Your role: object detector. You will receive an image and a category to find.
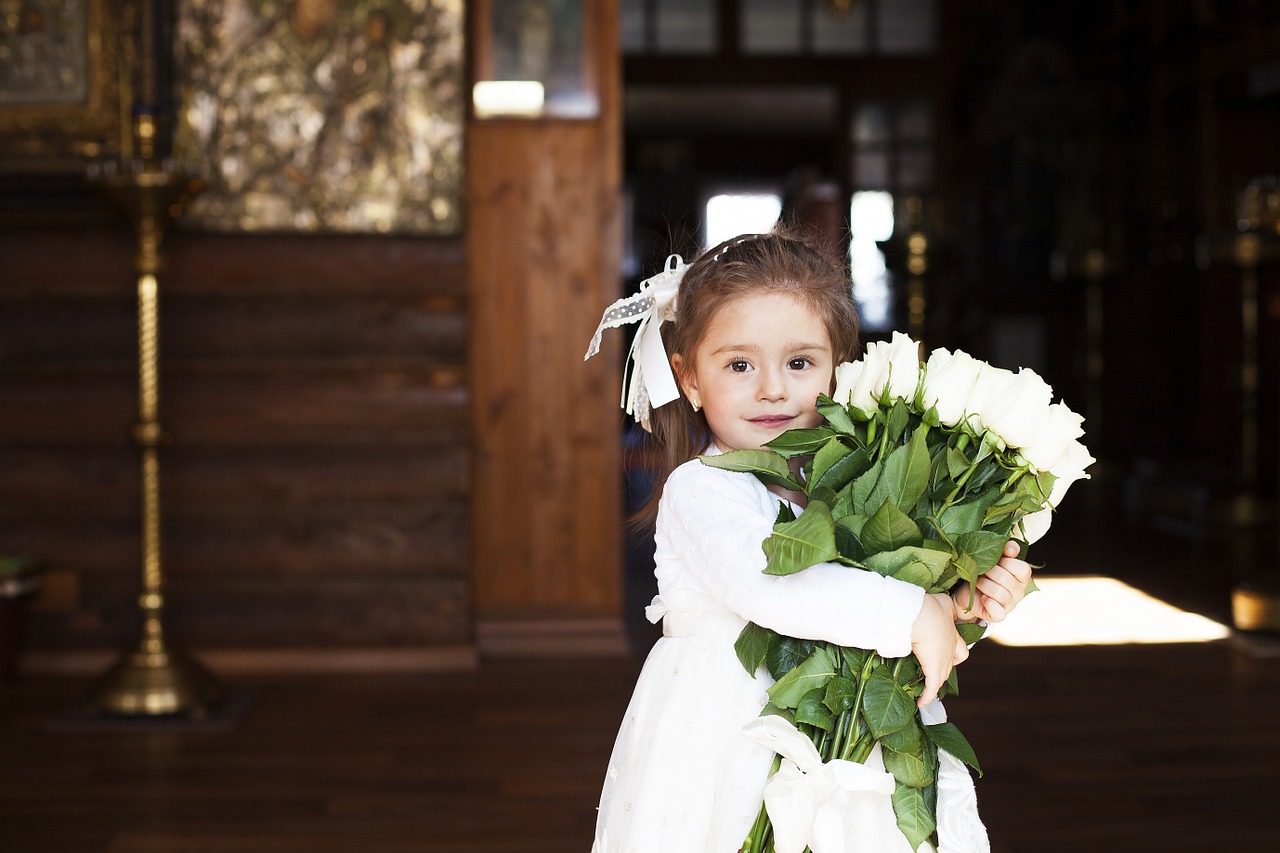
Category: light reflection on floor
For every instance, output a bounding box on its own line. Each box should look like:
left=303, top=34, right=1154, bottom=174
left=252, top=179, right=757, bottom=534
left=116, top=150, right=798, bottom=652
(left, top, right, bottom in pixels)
left=985, top=576, right=1231, bottom=646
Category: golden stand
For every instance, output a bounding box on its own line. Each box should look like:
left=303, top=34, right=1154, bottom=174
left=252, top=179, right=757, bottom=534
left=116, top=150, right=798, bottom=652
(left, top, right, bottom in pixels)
left=86, top=115, right=221, bottom=715
left=1225, top=178, right=1280, bottom=633
left=904, top=196, right=928, bottom=348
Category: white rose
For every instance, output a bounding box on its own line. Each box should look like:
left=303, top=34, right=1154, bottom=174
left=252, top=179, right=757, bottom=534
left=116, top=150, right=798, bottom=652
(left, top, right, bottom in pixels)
left=1020, top=403, right=1086, bottom=472
left=1016, top=506, right=1054, bottom=545
left=1046, top=439, right=1095, bottom=506
left=831, top=360, right=863, bottom=408
left=881, top=331, right=923, bottom=402
left=980, top=368, right=1055, bottom=450
left=961, top=362, right=1017, bottom=437
left=921, top=347, right=983, bottom=427
left=838, top=338, right=892, bottom=413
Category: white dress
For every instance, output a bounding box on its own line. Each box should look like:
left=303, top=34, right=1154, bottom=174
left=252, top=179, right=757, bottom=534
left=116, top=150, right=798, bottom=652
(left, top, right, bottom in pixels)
left=592, top=457, right=990, bottom=853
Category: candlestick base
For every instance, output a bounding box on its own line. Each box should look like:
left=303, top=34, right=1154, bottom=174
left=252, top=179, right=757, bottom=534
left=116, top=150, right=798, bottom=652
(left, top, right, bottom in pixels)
left=87, top=644, right=222, bottom=717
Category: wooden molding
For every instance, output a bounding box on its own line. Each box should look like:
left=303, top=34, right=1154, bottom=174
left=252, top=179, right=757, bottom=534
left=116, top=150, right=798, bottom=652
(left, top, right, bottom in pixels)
left=475, top=618, right=630, bottom=657
left=20, top=645, right=479, bottom=676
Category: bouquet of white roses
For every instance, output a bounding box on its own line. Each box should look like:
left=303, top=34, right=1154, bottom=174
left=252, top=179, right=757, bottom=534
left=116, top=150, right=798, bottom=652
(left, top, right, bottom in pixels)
left=701, top=332, right=1093, bottom=853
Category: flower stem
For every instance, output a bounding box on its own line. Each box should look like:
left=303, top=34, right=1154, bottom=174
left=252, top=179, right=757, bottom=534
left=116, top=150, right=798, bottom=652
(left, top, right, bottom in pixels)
left=740, top=754, right=782, bottom=853
left=839, top=654, right=879, bottom=762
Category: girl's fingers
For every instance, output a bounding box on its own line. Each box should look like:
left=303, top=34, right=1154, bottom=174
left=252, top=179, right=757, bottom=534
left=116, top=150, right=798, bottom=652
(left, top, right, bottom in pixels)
left=976, top=572, right=1016, bottom=603
left=978, top=596, right=1007, bottom=622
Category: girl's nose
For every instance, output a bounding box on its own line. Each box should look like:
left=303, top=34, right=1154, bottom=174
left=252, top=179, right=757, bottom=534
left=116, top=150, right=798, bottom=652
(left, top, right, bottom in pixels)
left=757, top=367, right=787, bottom=401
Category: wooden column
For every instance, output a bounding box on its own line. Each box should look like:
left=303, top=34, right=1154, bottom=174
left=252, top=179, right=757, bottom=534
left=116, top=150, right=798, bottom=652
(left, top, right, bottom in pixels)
left=466, top=2, right=625, bottom=655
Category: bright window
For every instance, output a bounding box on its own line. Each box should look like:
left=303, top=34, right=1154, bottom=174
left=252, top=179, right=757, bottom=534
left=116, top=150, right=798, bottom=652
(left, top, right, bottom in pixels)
left=705, top=193, right=782, bottom=249
left=849, top=191, right=894, bottom=331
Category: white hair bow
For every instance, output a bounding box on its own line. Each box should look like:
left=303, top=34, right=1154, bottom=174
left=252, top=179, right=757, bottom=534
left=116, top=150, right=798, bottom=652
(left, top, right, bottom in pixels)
left=583, top=254, right=687, bottom=431
left=743, top=716, right=899, bottom=853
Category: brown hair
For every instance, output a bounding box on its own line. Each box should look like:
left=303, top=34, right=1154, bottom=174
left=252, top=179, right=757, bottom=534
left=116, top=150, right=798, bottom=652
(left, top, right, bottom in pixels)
left=634, top=227, right=861, bottom=527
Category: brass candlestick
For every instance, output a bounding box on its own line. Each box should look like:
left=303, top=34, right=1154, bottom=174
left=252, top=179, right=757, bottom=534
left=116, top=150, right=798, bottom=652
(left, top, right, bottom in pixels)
left=86, top=114, right=221, bottom=715
left=1226, top=176, right=1280, bottom=633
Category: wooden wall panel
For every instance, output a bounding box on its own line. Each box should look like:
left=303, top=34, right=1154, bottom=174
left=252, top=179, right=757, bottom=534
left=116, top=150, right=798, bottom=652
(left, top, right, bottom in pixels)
left=0, top=231, right=472, bottom=657
left=24, top=573, right=469, bottom=650
left=466, top=0, right=624, bottom=645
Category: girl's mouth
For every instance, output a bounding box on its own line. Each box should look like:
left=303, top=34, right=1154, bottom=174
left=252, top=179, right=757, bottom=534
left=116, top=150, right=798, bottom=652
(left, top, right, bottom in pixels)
left=749, top=415, right=794, bottom=428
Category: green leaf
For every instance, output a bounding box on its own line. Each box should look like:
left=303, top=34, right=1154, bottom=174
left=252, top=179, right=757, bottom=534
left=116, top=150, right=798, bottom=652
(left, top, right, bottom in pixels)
left=964, top=457, right=1004, bottom=495
left=861, top=545, right=952, bottom=585
left=814, top=444, right=873, bottom=494
left=760, top=702, right=796, bottom=724
left=763, top=501, right=839, bottom=576
left=933, top=485, right=1003, bottom=539
left=860, top=500, right=923, bottom=555
left=774, top=502, right=796, bottom=524
left=945, top=446, right=972, bottom=480
left=925, top=722, right=983, bottom=776
left=810, top=438, right=851, bottom=487
left=833, top=519, right=867, bottom=563
left=886, top=398, right=911, bottom=442
left=893, top=654, right=923, bottom=687
left=940, top=666, right=959, bottom=699
left=860, top=667, right=917, bottom=737
left=891, top=782, right=936, bottom=850
left=882, top=743, right=934, bottom=788
left=809, top=485, right=839, bottom=508
left=830, top=483, right=856, bottom=518
left=816, top=394, right=860, bottom=434
left=765, top=636, right=815, bottom=681
left=880, top=718, right=923, bottom=754
left=838, top=646, right=871, bottom=677
left=956, top=622, right=987, bottom=646
left=1034, top=470, right=1057, bottom=503
left=890, top=561, right=935, bottom=588
left=698, top=449, right=802, bottom=492
left=864, top=425, right=932, bottom=515
left=823, top=675, right=859, bottom=714
left=955, top=529, right=1008, bottom=579
left=796, top=687, right=835, bottom=732
left=765, top=427, right=837, bottom=458
left=734, top=622, right=774, bottom=676
left=850, top=458, right=884, bottom=514
left=767, top=645, right=837, bottom=708
left=835, top=513, right=868, bottom=538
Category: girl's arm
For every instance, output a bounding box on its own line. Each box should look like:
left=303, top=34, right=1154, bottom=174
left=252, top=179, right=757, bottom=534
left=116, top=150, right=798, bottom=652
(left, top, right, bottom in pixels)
left=659, top=462, right=927, bottom=659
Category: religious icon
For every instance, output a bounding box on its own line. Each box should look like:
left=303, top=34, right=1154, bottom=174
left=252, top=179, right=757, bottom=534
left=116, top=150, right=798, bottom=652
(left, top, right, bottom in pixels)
left=174, top=0, right=465, bottom=234
left=0, top=0, right=122, bottom=168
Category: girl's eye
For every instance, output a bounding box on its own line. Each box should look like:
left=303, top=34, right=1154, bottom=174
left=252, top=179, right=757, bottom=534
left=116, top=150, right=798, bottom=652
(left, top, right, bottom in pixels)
left=788, top=357, right=810, bottom=370
left=728, top=360, right=750, bottom=373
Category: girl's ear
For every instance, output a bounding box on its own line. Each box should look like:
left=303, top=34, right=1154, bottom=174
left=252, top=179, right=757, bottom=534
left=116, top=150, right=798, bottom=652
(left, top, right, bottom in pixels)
left=671, top=353, right=697, bottom=402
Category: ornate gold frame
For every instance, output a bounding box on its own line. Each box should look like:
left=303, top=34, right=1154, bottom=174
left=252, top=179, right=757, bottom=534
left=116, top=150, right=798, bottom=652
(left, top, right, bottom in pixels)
left=0, top=0, right=123, bottom=169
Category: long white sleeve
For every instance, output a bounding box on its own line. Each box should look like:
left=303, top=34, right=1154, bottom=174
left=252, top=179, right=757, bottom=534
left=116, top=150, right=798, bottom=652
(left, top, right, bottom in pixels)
left=654, top=459, right=925, bottom=658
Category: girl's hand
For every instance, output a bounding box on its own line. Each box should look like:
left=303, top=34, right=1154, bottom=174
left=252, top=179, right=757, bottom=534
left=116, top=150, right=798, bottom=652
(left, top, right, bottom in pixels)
left=952, top=541, right=1034, bottom=624
left=911, top=593, right=969, bottom=707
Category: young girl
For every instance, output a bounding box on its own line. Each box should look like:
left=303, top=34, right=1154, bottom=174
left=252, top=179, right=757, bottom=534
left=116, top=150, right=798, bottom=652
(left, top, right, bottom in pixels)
left=584, top=231, right=1034, bottom=853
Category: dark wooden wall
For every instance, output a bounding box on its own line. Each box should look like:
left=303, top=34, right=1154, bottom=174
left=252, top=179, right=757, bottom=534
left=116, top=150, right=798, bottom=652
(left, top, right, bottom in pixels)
left=0, top=230, right=474, bottom=659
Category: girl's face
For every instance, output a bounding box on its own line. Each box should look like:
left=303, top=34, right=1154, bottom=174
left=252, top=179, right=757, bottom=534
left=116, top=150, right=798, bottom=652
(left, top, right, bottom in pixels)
left=673, top=292, right=834, bottom=452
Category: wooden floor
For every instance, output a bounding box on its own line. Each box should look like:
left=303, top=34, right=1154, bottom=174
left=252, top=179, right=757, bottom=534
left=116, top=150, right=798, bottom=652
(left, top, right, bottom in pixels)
left=3, top=469, right=1280, bottom=852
